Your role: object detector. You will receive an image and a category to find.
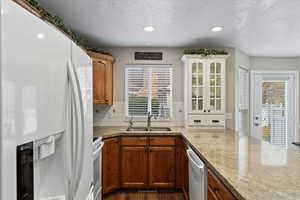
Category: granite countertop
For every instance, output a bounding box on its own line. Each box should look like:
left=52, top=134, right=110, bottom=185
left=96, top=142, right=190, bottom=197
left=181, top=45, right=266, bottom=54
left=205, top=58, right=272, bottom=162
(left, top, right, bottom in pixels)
left=94, top=126, right=300, bottom=200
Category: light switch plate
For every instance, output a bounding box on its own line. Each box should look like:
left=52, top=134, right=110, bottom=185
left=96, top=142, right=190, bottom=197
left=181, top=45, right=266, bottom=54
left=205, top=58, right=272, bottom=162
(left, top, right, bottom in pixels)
left=226, top=113, right=232, bottom=119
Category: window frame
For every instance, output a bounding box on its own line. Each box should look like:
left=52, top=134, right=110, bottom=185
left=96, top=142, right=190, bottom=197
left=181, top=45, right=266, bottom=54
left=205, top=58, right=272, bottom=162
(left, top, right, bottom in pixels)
left=124, top=64, right=173, bottom=121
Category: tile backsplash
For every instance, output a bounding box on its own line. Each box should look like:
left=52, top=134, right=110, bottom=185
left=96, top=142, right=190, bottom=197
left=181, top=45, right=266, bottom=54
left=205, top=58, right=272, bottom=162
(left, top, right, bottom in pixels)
left=94, top=101, right=184, bottom=127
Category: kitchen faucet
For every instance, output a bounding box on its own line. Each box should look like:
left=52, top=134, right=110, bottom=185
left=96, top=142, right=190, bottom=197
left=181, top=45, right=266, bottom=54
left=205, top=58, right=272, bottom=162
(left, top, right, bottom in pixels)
left=147, top=112, right=153, bottom=131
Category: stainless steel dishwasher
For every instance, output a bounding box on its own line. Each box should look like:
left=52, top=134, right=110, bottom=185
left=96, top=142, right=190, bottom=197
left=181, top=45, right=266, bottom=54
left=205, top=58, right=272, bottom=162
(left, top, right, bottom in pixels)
left=187, top=148, right=207, bottom=200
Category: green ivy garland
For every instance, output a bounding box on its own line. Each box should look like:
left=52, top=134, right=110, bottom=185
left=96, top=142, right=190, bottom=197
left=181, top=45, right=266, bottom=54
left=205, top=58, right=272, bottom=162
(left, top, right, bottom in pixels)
left=23, top=0, right=111, bottom=56
left=183, top=48, right=228, bottom=56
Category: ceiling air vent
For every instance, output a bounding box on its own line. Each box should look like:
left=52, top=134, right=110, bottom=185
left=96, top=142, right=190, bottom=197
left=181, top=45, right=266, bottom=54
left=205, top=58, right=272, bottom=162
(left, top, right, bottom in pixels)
left=134, top=52, right=163, bottom=60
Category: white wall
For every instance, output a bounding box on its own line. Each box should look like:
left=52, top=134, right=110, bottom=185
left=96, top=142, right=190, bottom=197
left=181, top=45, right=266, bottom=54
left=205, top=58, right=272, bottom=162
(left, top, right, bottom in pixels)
left=235, top=49, right=250, bottom=133
left=94, top=47, right=236, bottom=128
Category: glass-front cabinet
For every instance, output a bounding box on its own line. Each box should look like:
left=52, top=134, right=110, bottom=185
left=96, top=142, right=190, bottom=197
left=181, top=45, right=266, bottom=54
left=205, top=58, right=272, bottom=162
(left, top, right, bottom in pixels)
left=189, top=59, right=225, bottom=114
left=190, top=61, right=206, bottom=112
left=183, top=55, right=228, bottom=128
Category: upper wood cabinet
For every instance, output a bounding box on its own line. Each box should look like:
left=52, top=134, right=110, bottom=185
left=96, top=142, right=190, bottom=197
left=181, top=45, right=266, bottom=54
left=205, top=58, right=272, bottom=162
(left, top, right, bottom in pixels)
left=102, top=138, right=120, bottom=195
left=88, top=51, right=114, bottom=105
left=182, top=55, right=229, bottom=128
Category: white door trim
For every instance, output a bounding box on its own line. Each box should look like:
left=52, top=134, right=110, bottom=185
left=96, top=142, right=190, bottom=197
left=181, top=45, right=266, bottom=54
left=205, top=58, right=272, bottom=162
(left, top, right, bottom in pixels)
left=250, top=70, right=299, bottom=143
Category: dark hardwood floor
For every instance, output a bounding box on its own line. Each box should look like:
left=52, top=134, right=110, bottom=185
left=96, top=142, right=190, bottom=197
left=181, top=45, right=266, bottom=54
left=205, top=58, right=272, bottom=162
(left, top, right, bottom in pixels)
left=103, top=190, right=185, bottom=200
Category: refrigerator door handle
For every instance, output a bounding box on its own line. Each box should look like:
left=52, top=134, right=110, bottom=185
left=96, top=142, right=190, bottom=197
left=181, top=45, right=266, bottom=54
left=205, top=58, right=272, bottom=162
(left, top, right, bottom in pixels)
left=68, top=59, right=86, bottom=198
left=67, top=61, right=79, bottom=198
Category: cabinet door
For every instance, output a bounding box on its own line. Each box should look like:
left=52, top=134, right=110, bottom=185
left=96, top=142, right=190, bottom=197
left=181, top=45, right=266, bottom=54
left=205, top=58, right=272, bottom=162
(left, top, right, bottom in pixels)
left=121, top=147, right=148, bottom=188
left=102, top=138, right=120, bottom=195
left=206, top=60, right=225, bottom=114
left=93, top=59, right=113, bottom=105
left=149, top=147, right=176, bottom=188
left=189, top=60, right=206, bottom=113
left=176, top=138, right=189, bottom=199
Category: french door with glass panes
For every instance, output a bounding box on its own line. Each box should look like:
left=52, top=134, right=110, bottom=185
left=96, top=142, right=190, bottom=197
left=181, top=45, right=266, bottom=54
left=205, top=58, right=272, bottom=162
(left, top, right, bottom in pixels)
left=189, top=59, right=225, bottom=114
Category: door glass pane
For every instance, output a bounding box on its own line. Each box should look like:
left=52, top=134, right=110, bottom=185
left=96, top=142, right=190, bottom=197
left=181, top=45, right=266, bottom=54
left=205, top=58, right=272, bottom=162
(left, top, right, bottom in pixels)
left=210, top=63, right=215, bottom=73
left=192, top=63, right=197, bottom=73
left=192, top=99, right=197, bottom=110
left=216, top=63, right=221, bottom=73
left=198, top=99, right=203, bottom=110
left=261, top=81, right=288, bottom=148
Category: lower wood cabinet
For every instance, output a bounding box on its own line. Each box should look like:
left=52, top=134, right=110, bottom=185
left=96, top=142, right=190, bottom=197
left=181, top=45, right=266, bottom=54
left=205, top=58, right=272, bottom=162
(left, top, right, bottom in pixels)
left=176, top=138, right=189, bottom=199
left=208, top=169, right=236, bottom=200
left=102, top=138, right=120, bottom=195
left=121, top=146, right=148, bottom=188
left=149, top=147, right=176, bottom=188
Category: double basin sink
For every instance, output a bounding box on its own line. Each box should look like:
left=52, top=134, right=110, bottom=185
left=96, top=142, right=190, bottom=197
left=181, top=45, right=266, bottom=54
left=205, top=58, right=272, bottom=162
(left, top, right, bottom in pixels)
left=126, top=127, right=172, bottom=132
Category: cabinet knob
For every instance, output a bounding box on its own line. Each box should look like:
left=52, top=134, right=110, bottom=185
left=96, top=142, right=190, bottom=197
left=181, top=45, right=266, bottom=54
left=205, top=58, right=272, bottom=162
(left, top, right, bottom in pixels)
left=204, top=110, right=207, bottom=112
left=213, top=187, right=220, bottom=192
left=208, top=110, right=210, bottom=112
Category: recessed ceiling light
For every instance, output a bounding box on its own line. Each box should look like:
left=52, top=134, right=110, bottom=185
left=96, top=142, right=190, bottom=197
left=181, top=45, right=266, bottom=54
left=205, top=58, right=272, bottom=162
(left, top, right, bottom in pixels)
left=37, top=33, right=45, bottom=39
left=210, top=26, right=224, bottom=32
left=144, top=26, right=155, bottom=32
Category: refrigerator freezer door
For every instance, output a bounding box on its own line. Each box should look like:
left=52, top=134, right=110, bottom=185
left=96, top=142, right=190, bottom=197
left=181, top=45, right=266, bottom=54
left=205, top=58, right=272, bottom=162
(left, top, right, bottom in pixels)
left=1, top=0, right=70, bottom=199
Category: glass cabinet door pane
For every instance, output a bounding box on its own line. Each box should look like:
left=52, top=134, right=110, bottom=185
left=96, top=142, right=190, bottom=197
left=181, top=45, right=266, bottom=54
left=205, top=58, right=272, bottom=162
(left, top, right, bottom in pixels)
left=192, top=63, right=197, bottom=73
left=216, top=99, right=221, bottom=110
left=210, top=87, right=215, bottom=98
left=198, top=63, right=203, bottom=73
left=198, top=87, right=203, bottom=98
left=192, top=99, right=197, bottom=110
left=216, top=75, right=221, bottom=86
left=216, top=87, right=221, bottom=98
left=192, top=87, right=197, bottom=98
left=210, top=99, right=215, bottom=110
left=198, top=75, right=203, bottom=86
left=192, top=75, right=197, bottom=86
left=210, top=63, right=215, bottom=73
left=210, top=75, right=215, bottom=86
left=216, top=63, right=221, bottom=73
left=198, top=99, right=203, bottom=110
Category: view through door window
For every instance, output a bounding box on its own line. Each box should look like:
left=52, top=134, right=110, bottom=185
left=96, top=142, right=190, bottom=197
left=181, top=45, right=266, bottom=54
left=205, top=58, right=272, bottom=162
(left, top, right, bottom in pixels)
left=261, top=81, right=288, bottom=148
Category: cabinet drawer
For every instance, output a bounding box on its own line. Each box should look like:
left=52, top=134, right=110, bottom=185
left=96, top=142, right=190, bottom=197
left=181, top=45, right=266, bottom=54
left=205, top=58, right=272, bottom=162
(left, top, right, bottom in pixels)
left=121, top=137, right=147, bottom=146
left=188, top=115, right=206, bottom=126
left=188, top=115, right=225, bottom=127
left=206, top=115, right=225, bottom=126
left=208, top=169, right=235, bottom=200
left=149, top=137, right=175, bottom=146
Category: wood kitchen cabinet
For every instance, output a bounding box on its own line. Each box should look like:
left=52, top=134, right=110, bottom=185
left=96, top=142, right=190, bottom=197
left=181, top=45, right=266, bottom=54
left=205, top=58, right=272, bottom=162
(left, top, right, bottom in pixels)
left=102, top=138, right=120, bottom=195
left=149, top=146, right=176, bottom=188
left=208, top=169, right=236, bottom=200
left=121, top=146, right=148, bottom=188
left=88, top=51, right=114, bottom=105
left=176, top=138, right=189, bottom=199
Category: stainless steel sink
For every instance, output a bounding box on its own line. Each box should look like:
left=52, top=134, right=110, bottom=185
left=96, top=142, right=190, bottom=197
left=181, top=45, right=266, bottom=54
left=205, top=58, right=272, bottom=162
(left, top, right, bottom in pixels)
left=126, top=127, right=148, bottom=131
left=149, top=127, right=172, bottom=131
left=126, top=127, right=172, bottom=132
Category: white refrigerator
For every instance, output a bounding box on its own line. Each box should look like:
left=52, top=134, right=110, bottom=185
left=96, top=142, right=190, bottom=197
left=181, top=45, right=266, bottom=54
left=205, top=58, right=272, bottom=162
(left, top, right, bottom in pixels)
left=0, top=0, right=93, bottom=200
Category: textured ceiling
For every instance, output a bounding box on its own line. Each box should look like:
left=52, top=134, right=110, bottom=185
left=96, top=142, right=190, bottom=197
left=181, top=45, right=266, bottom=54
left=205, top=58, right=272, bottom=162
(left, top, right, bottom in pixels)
left=37, top=0, right=300, bottom=56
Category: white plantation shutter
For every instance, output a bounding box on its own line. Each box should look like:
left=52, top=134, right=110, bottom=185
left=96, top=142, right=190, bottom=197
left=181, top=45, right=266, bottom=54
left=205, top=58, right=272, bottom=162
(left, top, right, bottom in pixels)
left=126, top=66, right=172, bottom=119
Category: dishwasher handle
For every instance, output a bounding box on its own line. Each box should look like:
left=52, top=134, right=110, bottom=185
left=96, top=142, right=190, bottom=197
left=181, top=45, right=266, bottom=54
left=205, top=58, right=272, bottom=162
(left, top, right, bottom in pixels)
left=187, top=149, right=204, bottom=169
